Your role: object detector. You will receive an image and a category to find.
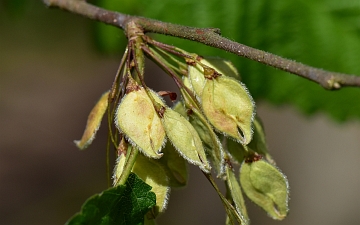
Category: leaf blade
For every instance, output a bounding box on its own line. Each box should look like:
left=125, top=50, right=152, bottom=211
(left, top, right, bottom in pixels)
left=66, top=173, right=156, bottom=225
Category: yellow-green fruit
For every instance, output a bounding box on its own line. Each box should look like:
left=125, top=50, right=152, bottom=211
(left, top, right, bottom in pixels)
left=115, top=88, right=166, bottom=159
left=201, top=76, right=255, bottom=145
left=161, top=107, right=211, bottom=173
left=178, top=88, right=224, bottom=176
left=172, top=101, right=188, bottom=119
left=132, top=154, right=170, bottom=217
left=182, top=76, right=194, bottom=93
left=112, top=153, right=127, bottom=186
left=188, top=62, right=206, bottom=98
left=187, top=57, right=240, bottom=98
left=188, top=107, right=224, bottom=177
left=74, top=90, right=110, bottom=150
left=201, top=57, right=240, bottom=80
left=240, top=160, right=289, bottom=220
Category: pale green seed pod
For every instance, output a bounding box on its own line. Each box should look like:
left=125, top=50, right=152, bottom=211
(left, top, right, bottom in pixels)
left=112, top=152, right=127, bottom=186
left=161, top=107, right=211, bottom=173
left=158, top=141, right=188, bottom=187
left=226, top=166, right=249, bottom=225
left=240, top=160, right=289, bottom=220
left=188, top=107, right=225, bottom=177
left=173, top=99, right=221, bottom=175
left=172, top=101, right=188, bottom=119
left=182, top=76, right=194, bottom=93
left=188, top=62, right=206, bottom=98
left=132, top=153, right=170, bottom=218
left=115, top=86, right=166, bottom=159
left=202, top=57, right=240, bottom=80
left=74, top=90, right=110, bottom=150
left=201, top=76, right=255, bottom=145
left=187, top=57, right=241, bottom=98
left=177, top=88, right=224, bottom=177
left=112, top=138, right=129, bottom=186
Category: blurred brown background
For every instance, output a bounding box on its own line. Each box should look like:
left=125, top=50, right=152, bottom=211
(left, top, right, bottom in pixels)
left=1, top=1, right=360, bottom=225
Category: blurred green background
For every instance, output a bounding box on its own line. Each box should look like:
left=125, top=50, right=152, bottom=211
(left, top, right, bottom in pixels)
left=1, top=1, right=360, bottom=225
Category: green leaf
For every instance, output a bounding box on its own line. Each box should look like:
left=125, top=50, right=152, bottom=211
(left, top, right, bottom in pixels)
left=66, top=173, right=156, bottom=225
left=135, top=0, right=360, bottom=121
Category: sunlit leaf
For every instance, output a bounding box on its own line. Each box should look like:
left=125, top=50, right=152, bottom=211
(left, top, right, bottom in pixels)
left=66, top=173, right=156, bottom=225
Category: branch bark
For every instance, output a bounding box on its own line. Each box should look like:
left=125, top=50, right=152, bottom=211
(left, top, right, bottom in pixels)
left=43, top=0, right=360, bottom=90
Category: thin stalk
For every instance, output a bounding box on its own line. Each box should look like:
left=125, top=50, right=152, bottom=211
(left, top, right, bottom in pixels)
left=116, top=146, right=139, bottom=186
left=106, top=107, right=117, bottom=148
left=106, top=134, right=111, bottom=187
left=107, top=50, right=128, bottom=148
left=150, top=45, right=188, bottom=71
left=131, top=40, right=147, bottom=87
left=203, top=172, right=244, bottom=224
left=225, top=182, right=236, bottom=225
left=109, top=67, right=129, bottom=148
left=109, top=47, right=128, bottom=101
left=130, top=39, right=164, bottom=113
left=188, top=102, right=225, bottom=176
left=148, top=46, right=186, bottom=77
left=143, top=35, right=194, bottom=59
left=142, top=44, right=200, bottom=109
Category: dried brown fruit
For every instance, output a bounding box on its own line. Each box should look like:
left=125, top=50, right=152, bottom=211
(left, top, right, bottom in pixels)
left=74, top=91, right=110, bottom=150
